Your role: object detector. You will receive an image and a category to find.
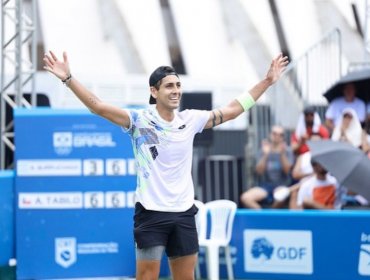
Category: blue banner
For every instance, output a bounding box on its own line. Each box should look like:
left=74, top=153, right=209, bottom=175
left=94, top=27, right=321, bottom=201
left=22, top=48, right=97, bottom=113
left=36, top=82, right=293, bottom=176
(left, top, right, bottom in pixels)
left=14, top=108, right=138, bottom=279
left=198, top=209, right=370, bottom=280
left=14, top=108, right=370, bottom=280
left=0, top=170, right=15, bottom=266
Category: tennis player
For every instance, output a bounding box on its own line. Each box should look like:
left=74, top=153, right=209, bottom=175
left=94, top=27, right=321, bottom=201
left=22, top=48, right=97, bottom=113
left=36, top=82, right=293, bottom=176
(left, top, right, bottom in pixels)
left=44, top=51, right=288, bottom=280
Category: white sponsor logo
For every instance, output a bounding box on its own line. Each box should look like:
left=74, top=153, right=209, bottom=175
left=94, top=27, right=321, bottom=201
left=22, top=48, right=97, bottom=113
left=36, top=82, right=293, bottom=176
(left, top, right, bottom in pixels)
left=17, top=159, right=136, bottom=177
left=105, top=192, right=126, bottom=208
left=83, top=159, right=104, bottom=176
left=55, top=238, right=119, bottom=268
left=106, top=159, right=137, bottom=176
left=359, top=244, right=370, bottom=275
left=244, top=229, right=313, bottom=274
left=84, top=192, right=105, bottom=208
left=17, top=159, right=81, bottom=176
left=77, top=242, right=119, bottom=254
left=128, top=159, right=137, bottom=175
left=53, top=132, right=73, bottom=155
left=19, top=191, right=135, bottom=209
left=126, top=191, right=135, bottom=208
left=358, top=233, right=370, bottom=275
left=73, top=133, right=116, bottom=147
left=84, top=191, right=135, bottom=209
left=106, top=159, right=127, bottom=175
left=19, top=192, right=83, bottom=209
left=55, top=238, right=77, bottom=268
left=53, top=132, right=116, bottom=155
left=104, top=191, right=135, bottom=208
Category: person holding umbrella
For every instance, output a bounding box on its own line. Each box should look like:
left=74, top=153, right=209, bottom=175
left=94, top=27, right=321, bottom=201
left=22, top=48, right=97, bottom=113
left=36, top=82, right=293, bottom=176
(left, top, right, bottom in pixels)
left=324, top=82, right=366, bottom=132
left=303, top=139, right=370, bottom=207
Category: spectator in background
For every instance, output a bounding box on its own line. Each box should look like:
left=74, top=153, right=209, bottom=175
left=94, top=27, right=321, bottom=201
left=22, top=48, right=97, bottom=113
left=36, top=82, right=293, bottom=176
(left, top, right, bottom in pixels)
left=290, top=160, right=343, bottom=210
left=331, top=107, right=369, bottom=153
left=328, top=107, right=369, bottom=208
left=272, top=134, right=324, bottom=207
left=325, top=82, right=366, bottom=133
left=365, top=103, right=370, bottom=158
left=291, top=106, right=329, bottom=156
left=240, top=125, right=293, bottom=209
left=291, top=134, right=324, bottom=182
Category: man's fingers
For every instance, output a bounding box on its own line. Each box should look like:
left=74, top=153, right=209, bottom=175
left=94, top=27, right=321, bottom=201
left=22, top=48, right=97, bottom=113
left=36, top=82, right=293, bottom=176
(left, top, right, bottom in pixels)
left=275, top=53, right=282, bottom=60
left=49, top=50, right=58, bottom=61
left=43, top=65, right=52, bottom=72
left=63, top=51, right=68, bottom=64
left=43, top=55, right=54, bottom=68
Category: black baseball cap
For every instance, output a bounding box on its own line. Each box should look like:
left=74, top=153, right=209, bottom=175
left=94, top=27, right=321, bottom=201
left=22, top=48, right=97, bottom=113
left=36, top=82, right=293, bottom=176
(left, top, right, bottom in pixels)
left=149, top=66, right=178, bottom=104
left=303, top=106, right=316, bottom=114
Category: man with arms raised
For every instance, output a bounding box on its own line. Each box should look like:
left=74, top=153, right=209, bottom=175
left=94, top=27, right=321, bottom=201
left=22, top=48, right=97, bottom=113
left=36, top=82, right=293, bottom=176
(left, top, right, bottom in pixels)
left=44, top=51, right=288, bottom=280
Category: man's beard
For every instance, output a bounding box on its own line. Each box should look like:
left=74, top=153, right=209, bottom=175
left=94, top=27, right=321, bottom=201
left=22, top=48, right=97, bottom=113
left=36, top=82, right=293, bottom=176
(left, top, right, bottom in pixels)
left=306, top=121, right=313, bottom=127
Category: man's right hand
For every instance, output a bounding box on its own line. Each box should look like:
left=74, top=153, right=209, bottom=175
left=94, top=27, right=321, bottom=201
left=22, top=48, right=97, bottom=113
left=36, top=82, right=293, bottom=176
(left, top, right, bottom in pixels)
left=43, top=51, right=71, bottom=81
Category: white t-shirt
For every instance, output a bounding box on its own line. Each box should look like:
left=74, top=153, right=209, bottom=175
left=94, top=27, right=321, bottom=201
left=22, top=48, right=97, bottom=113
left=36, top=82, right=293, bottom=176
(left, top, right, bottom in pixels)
left=297, top=174, right=342, bottom=209
left=325, top=97, right=366, bottom=125
left=298, top=151, right=313, bottom=176
left=124, top=107, right=209, bottom=212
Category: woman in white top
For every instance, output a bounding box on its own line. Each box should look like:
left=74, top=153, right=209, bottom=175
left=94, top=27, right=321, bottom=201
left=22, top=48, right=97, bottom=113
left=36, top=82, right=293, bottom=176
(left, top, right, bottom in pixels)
left=331, top=107, right=369, bottom=153
left=364, top=104, right=370, bottom=157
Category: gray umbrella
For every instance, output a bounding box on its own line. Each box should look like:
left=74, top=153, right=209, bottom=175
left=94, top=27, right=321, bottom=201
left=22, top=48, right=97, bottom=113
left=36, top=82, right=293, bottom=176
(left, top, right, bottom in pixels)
left=307, top=140, right=370, bottom=201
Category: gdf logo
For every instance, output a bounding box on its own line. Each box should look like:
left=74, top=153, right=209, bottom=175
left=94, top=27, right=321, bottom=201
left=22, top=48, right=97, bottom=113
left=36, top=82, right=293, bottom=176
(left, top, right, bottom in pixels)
left=245, top=229, right=313, bottom=274
left=276, top=246, right=307, bottom=260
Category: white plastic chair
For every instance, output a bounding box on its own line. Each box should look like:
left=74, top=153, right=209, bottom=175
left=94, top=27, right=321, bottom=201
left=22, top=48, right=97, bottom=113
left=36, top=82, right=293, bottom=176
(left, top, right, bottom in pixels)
left=199, top=199, right=237, bottom=280
left=194, top=200, right=207, bottom=240
left=194, top=200, right=206, bottom=279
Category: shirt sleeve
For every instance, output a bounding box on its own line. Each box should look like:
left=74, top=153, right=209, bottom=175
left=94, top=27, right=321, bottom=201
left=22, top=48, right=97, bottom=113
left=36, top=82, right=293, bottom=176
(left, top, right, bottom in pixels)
left=319, top=126, right=330, bottom=139
left=121, top=109, right=134, bottom=134
left=325, top=102, right=335, bottom=119
left=189, top=109, right=210, bottom=134
left=297, top=180, right=310, bottom=206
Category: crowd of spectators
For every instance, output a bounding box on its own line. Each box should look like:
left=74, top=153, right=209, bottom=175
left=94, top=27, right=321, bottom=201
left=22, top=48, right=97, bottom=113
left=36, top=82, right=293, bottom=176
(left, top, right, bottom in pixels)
left=240, top=82, right=370, bottom=210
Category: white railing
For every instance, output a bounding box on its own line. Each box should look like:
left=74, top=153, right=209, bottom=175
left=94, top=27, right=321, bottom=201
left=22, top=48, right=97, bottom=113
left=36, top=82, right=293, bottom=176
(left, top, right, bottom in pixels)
left=270, top=28, right=342, bottom=129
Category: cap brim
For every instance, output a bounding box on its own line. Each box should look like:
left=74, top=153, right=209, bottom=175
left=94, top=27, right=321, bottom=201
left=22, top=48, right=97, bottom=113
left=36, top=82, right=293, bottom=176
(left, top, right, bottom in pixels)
left=149, top=95, right=156, bottom=104
left=303, top=106, right=316, bottom=114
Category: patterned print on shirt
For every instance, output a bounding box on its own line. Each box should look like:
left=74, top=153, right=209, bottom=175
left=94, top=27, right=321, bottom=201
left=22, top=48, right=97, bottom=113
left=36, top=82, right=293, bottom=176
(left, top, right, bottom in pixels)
left=128, top=109, right=172, bottom=193
left=138, top=128, right=159, bottom=144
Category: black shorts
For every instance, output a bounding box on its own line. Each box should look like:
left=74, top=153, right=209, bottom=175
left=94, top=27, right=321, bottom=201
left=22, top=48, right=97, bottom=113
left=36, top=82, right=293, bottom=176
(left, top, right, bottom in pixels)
left=133, top=202, right=199, bottom=258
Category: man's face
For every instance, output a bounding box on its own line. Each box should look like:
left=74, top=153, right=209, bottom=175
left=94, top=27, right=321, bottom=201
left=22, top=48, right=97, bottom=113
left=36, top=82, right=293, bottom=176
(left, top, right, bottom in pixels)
left=151, top=75, right=182, bottom=109
left=270, top=127, right=284, bottom=144
left=304, top=112, right=314, bottom=126
left=343, top=83, right=356, bottom=101
left=312, top=162, right=328, bottom=175
left=342, top=112, right=353, bottom=127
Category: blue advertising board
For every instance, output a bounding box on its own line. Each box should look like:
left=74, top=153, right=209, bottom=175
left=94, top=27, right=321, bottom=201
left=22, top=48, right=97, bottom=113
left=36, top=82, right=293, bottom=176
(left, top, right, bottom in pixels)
left=13, top=108, right=370, bottom=280
left=0, top=170, right=15, bottom=266
left=14, top=108, right=138, bottom=279
left=199, top=209, right=370, bottom=280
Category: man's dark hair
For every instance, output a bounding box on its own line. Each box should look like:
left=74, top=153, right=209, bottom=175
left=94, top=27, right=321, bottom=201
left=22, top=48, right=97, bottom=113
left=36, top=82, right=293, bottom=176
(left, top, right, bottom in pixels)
left=148, top=66, right=178, bottom=104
